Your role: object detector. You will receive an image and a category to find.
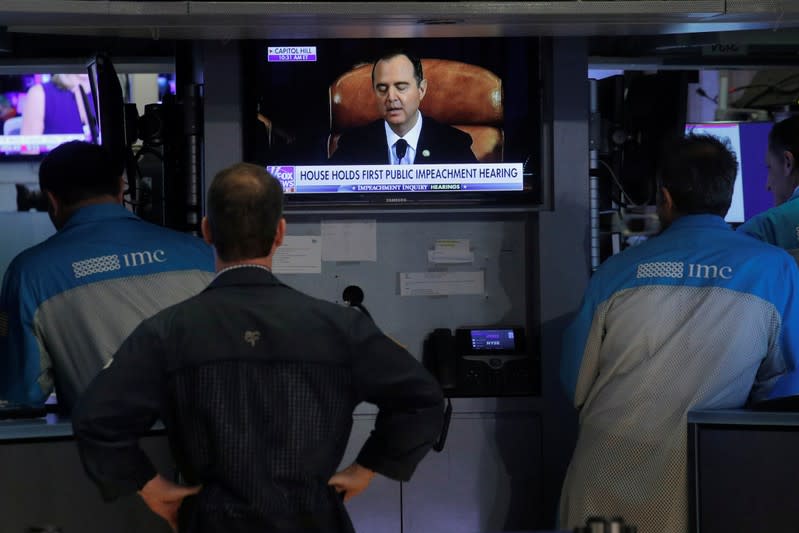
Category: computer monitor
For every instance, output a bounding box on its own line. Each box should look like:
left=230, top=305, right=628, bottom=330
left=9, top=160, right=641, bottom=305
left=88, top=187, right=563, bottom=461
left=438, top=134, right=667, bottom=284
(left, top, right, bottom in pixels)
left=684, top=122, right=774, bottom=224
left=688, top=409, right=799, bottom=533
left=0, top=72, right=94, bottom=158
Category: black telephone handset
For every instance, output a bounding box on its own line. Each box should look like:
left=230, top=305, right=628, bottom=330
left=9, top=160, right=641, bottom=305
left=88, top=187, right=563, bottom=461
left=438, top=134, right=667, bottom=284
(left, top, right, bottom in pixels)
left=422, top=328, right=455, bottom=453
left=433, top=398, right=452, bottom=452
left=423, top=328, right=457, bottom=390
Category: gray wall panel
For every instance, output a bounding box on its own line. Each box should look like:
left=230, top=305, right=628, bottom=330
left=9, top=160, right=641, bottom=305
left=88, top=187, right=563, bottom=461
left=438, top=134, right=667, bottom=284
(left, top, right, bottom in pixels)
left=202, top=39, right=244, bottom=196
left=338, top=415, right=402, bottom=533
left=537, top=36, right=590, bottom=524
left=402, top=412, right=543, bottom=533
left=279, top=214, right=528, bottom=360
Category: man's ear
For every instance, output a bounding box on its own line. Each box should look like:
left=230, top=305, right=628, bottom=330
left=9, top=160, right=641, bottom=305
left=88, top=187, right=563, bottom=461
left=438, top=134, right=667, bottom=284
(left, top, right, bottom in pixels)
left=44, top=190, right=60, bottom=217
left=201, top=216, right=213, bottom=245
left=660, top=186, right=674, bottom=211
left=272, top=218, right=286, bottom=252
left=117, top=175, right=126, bottom=203
left=783, top=150, right=795, bottom=177
left=418, top=78, right=427, bottom=101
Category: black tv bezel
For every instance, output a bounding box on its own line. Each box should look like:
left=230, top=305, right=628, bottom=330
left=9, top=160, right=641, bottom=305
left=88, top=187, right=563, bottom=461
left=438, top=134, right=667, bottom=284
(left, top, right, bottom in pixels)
left=241, top=37, right=553, bottom=214
left=87, top=53, right=130, bottom=174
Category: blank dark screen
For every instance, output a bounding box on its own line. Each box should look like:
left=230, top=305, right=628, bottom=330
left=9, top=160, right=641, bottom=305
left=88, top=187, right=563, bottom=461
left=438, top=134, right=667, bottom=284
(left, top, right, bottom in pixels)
left=696, top=426, right=799, bottom=533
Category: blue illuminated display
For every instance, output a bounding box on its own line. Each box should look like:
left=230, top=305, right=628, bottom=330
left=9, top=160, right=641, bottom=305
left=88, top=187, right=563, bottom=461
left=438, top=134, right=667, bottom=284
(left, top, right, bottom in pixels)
left=470, top=329, right=515, bottom=351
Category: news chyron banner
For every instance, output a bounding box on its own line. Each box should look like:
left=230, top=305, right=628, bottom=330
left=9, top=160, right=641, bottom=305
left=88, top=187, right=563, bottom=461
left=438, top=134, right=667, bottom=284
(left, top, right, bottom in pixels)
left=267, top=163, right=524, bottom=193
left=0, top=134, right=86, bottom=155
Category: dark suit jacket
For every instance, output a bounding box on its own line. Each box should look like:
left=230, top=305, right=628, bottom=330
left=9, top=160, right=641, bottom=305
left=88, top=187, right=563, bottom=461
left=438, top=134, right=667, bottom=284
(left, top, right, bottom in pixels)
left=330, top=116, right=478, bottom=164
left=73, top=267, right=444, bottom=533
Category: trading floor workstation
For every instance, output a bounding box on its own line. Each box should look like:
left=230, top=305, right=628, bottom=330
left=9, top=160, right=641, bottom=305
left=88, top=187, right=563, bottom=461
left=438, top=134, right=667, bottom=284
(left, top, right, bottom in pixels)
left=2, top=3, right=799, bottom=532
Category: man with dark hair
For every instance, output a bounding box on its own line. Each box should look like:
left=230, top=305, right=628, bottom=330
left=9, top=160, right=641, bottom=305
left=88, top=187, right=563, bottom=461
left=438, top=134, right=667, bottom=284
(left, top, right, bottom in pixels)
left=0, top=140, right=214, bottom=413
left=72, top=163, right=444, bottom=533
left=559, top=134, right=799, bottom=533
left=737, top=116, right=799, bottom=251
left=329, top=51, right=478, bottom=164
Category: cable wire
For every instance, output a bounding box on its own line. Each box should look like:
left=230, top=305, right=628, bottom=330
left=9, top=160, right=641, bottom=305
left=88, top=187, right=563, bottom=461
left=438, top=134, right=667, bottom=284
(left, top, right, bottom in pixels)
left=598, top=158, right=649, bottom=208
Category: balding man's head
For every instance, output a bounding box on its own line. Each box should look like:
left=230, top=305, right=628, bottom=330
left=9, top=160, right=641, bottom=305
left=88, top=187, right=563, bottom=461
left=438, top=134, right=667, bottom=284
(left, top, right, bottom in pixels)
left=206, top=163, right=284, bottom=262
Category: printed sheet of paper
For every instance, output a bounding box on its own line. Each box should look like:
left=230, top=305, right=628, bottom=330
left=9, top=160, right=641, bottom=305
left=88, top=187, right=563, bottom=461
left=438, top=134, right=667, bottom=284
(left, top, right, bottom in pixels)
left=399, top=271, right=485, bottom=296
left=321, top=220, right=377, bottom=262
left=427, top=239, right=474, bottom=264
left=272, top=235, right=322, bottom=274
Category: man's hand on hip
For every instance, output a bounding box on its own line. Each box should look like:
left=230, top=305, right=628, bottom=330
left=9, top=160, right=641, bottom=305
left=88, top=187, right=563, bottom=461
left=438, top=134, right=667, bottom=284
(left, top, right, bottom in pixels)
left=328, top=462, right=376, bottom=502
left=138, top=473, right=202, bottom=532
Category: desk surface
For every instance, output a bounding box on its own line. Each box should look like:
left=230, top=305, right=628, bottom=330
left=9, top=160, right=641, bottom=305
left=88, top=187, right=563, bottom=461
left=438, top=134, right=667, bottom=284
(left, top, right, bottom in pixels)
left=5, top=409, right=798, bottom=440
left=0, top=414, right=75, bottom=441
left=0, top=415, right=166, bottom=442
left=688, top=408, right=799, bottom=426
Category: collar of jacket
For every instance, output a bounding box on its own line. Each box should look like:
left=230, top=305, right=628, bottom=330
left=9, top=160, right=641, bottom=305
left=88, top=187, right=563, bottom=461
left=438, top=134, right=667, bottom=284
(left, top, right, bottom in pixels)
left=206, top=265, right=284, bottom=290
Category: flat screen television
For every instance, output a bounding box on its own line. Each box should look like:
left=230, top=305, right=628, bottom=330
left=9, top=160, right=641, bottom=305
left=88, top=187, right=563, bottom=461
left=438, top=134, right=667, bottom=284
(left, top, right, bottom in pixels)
left=0, top=72, right=95, bottom=158
left=243, top=37, right=550, bottom=212
left=684, top=121, right=774, bottom=224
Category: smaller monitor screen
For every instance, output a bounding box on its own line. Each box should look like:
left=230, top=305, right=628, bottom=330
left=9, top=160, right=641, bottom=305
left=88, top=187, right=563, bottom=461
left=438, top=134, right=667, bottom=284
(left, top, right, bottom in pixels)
left=0, top=73, right=95, bottom=157
left=684, top=122, right=774, bottom=224
left=470, top=329, right=517, bottom=351
left=157, top=73, right=176, bottom=101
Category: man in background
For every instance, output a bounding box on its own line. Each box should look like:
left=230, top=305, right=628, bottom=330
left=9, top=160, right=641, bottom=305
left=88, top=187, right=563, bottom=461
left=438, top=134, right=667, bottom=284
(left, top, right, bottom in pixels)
left=72, top=163, right=444, bottom=533
left=329, top=51, right=478, bottom=165
left=0, top=140, right=214, bottom=413
left=559, top=134, right=799, bottom=533
left=737, top=115, right=799, bottom=253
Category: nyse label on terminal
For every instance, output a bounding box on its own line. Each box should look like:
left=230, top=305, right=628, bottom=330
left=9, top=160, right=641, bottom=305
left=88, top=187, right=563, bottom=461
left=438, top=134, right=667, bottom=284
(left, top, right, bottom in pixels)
left=268, top=46, right=318, bottom=62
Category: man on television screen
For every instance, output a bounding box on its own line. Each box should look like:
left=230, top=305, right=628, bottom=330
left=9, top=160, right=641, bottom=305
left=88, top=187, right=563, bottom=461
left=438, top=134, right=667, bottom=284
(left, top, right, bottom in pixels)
left=329, top=51, right=478, bottom=165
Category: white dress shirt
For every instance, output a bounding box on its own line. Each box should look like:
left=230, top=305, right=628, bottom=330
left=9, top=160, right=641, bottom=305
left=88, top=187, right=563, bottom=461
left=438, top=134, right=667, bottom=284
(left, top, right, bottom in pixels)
left=384, top=112, right=423, bottom=165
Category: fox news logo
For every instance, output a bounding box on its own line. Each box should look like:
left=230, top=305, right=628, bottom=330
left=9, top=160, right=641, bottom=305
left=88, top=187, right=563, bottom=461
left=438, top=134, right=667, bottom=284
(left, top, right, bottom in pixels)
left=267, top=166, right=296, bottom=192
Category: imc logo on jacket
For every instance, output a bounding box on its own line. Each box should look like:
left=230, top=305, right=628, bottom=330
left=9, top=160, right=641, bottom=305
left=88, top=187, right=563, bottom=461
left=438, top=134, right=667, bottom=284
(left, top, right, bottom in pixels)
left=72, top=250, right=167, bottom=278
left=637, top=261, right=733, bottom=280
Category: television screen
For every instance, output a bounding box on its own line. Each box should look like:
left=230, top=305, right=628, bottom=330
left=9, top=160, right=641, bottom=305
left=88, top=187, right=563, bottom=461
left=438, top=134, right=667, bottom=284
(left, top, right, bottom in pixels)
left=684, top=121, right=774, bottom=224
left=0, top=73, right=95, bottom=157
left=244, top=37, right=548, bottom=212
left=157, top=72, right=176, bottom=101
